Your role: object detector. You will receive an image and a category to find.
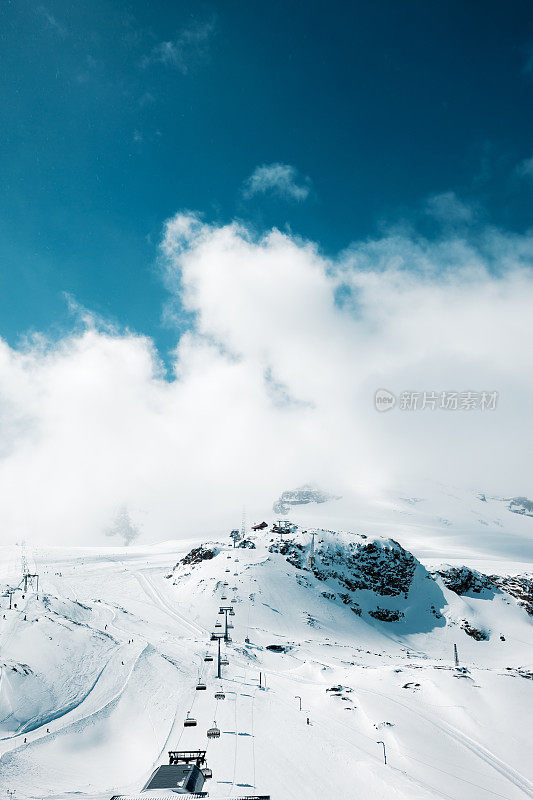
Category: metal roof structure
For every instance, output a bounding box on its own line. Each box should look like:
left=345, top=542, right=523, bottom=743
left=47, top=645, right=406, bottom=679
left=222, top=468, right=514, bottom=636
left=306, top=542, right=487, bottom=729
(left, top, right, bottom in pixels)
left=111, top=795, right=270, bottom=799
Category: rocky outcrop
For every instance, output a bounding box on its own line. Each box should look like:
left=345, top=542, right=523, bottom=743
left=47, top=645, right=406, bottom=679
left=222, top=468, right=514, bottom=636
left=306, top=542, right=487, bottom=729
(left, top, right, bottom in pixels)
left=178, top=545, right=218, bottom=567
left=268, top=539, right=305, bottom=568
left=508, top=497, right=533, bottom=517
left=492, top=574, right=533, bottom=615
left=369, top=607, right=403, bottom=621
left=436, top=566, right=495, bottom=595
left=237, top=538, right=257, bottom=549
left=314, top=538, right=417, bottom=598
left=266, top=530, right=443, bottom=628
left=437, top=566, right=533, bottom=616
left=461, top=620, right=489, bottom=640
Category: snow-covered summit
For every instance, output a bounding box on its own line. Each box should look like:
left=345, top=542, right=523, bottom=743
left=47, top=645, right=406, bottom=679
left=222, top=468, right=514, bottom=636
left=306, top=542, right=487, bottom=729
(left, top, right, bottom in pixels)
left=0, top=521, right=531, bottom=800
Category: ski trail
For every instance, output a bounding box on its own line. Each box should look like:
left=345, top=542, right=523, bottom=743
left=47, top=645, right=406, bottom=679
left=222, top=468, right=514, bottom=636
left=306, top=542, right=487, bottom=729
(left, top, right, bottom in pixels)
left=134, top=571, right=206, bottom=638
left=0, top=641, right=148, bottom=756
left=357, top=686, right=533, bottom=798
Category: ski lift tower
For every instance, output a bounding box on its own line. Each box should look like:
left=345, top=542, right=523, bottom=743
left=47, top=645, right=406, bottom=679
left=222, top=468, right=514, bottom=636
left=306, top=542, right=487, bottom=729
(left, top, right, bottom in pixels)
left=22, top=573, right=39, bottom=595
left=241, top=506, right=247, bottom=540
left=210, top=632, right=226, bottom=679
left=273, top=520, right=294, bottom=541
left=5, top=588, right=16, bottom=609
left=219, top=606, right=234, bottom=643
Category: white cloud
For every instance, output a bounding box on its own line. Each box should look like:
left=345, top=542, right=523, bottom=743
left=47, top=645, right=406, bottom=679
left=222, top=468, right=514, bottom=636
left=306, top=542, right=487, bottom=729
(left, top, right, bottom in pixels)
left=516, top=156, right=533, bottom=179
left=242, top=163, right=312, bottom=202
left=424, top=191, right=476, bottom=224
left=1, top=211, right=533, bottom=546
left=144, top=18, right=216, bottom=74
left=37, top=6, right=67, bottom=38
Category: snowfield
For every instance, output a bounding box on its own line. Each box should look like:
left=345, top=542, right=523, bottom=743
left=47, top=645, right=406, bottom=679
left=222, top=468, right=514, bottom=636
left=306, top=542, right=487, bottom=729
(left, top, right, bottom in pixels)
left=0, top=501, right=532, bottom=800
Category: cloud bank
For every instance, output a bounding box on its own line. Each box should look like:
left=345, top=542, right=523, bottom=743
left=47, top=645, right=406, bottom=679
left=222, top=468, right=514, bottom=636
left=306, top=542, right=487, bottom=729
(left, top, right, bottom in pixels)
left=1, top=212, right=532, bottom=545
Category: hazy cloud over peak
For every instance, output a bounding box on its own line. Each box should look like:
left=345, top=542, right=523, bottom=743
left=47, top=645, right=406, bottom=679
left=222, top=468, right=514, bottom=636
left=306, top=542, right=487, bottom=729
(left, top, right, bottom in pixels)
left=1, top=207, right=532, bottom=546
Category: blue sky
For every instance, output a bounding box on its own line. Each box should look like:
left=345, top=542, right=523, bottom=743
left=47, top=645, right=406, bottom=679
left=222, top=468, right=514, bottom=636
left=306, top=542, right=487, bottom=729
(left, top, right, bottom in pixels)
left=1, top=0, right=533, bottom=360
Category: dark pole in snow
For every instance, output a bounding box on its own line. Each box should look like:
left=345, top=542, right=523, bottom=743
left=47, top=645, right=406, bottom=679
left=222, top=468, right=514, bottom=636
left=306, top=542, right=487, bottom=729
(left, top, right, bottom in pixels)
left=295, top=695, right=302, bottom=711
left=219, top=605, right=233, bottom=643
left=377, top=741, right=387, bottom=764
left=217, top=636, right=222, bottom=679
left=454, top=643, right=459, bottom=668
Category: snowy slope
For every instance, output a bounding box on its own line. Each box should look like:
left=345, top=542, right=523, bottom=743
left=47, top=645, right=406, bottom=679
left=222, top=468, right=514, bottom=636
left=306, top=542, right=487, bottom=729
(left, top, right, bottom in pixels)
left=0, top=517, right=531, bottom=800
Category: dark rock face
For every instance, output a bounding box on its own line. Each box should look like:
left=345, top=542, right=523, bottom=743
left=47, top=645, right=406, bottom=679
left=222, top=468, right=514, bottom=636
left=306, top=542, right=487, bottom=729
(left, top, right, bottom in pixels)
left=492, top=574, right=533, bottom=615
left=436, top=566, right=495, bottom=595
left=238, top=539, right=257, bottom=549
left=179, top=546, right=218, bottom=567
left=315, top=539, right=417, bottom=598
left=369, top=607, right=404, bottom=622
left=437, top=566, right=533, bottom=616
left=508, top=497, right=533, bottom=517
left=461, top=620, right=489, bottom=640
left=266, top=644, right=289, bottom=653
left=268, top=539, right=305, bottom=568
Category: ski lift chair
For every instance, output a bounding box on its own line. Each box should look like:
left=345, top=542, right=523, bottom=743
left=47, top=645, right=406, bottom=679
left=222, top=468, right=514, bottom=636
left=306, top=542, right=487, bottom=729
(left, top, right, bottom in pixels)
left=207, top=722, right=220, bottom=739
left=184, top=714, right=197, bottom=727
left=214, top=690, right=225, bottom=700
left=196, top=682, right=207, bottom=690
left=204, top=654, right=214, bottom=662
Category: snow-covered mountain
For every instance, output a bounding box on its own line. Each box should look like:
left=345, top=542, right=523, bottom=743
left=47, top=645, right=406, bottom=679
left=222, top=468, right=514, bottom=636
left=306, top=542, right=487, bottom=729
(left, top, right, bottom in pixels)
left=0, top=504, right=531, bottom=800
